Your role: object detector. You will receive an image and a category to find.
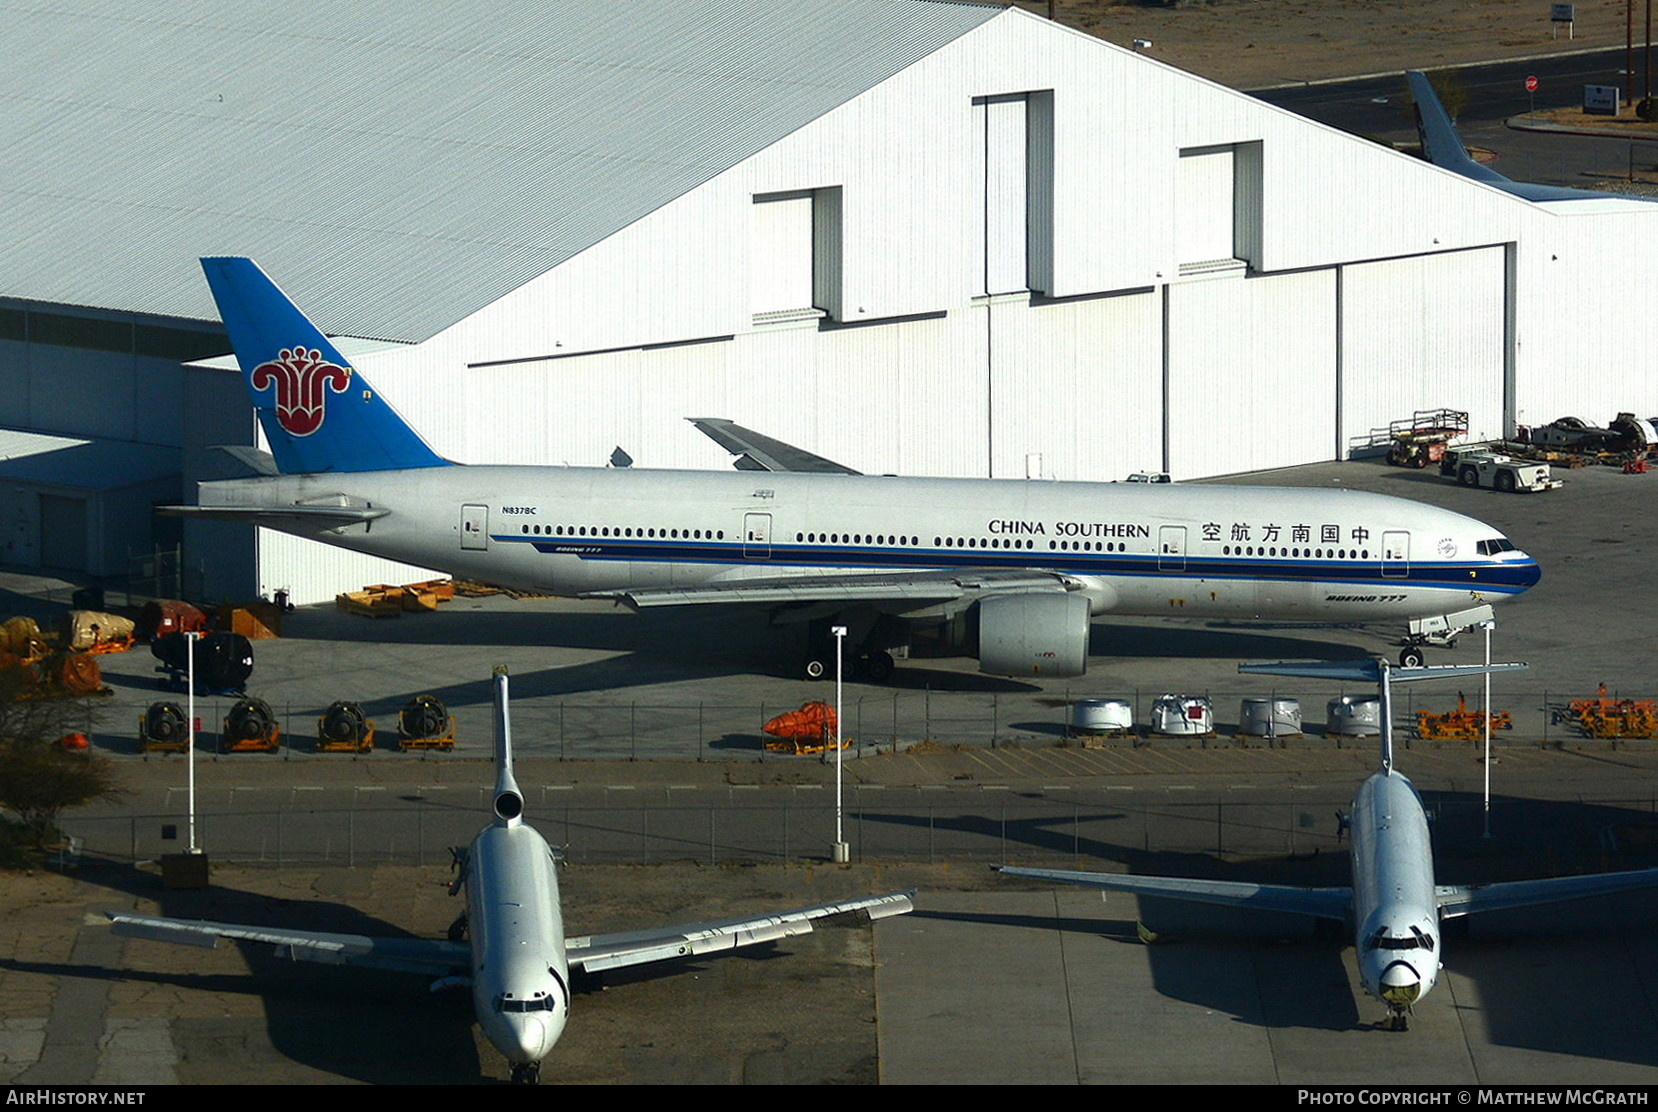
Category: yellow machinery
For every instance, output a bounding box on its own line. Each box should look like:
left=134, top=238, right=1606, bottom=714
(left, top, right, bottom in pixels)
left=1417, top=694, right=1511, bottom=741
left=139, top=701, right=192, bottom=754
left=222, top=697, right=281, bottom=753
left=316, top=700, right=375, bottom=753
left=397, top=694, right=455, bottom=751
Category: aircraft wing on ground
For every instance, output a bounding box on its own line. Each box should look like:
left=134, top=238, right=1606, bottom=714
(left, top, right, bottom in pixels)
left=565, top=890, right=915, bottom=974
left=995, top=867, right=1353, bottom=921
left=586, top=569, right=1075, bottom=609
left=106, top=912, right=468, bottom=976
left=688, top=418, right=861, bottom=474
left=1435, top=868, right=1658, bottom=919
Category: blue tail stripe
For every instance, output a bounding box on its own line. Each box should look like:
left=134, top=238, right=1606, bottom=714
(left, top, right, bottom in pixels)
left=201, top=257, right=449, bottom=475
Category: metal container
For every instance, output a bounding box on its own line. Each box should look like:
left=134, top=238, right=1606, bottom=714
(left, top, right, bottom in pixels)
left=1239, top=697, right=1302, bottom=737
left=1149, top=694, right=1213, bottom=735
left=1070, top=698, right=1133, bottom=734
left=1327, top=696, right=1382, bottom=736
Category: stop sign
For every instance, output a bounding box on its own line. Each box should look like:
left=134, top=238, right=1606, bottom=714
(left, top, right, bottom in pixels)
left=1525, top=75, right=1539, bottom=92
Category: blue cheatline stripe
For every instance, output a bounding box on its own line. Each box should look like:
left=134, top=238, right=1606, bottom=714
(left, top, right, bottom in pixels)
left=489, top=535, right=1539, bottom=595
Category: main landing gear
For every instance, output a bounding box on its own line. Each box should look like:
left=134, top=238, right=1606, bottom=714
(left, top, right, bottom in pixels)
left=799, top=615, right=902, bottom=684
left=802, top=648, right=895, bottom=683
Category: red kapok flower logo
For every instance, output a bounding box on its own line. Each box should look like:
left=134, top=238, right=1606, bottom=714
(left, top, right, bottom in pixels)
left=250, top=347, right=353, bottom=437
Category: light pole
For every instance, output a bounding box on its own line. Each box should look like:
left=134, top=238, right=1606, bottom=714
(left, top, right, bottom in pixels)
left=1481, top=619, right=1495, bottom=838
left=186, top=631, right=200, bottom=855
left=831, top=625, right=849, bottom=863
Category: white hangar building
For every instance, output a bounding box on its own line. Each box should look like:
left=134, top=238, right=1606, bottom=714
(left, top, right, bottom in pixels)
left=2, top=0, right=1654, bottom=602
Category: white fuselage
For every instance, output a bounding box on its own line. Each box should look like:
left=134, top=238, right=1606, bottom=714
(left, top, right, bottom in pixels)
left=1349, top=770, right=1441, bottom=1015
left=202, top=464, right=1539, bottom=623
left=465, top=820, right=570, bottom=1069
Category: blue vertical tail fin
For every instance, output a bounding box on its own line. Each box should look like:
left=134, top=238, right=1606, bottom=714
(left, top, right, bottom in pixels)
left=200, top=257, right=449, bottom=474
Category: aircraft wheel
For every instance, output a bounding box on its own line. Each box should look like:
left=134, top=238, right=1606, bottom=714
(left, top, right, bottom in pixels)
left=803, top=657, right=828, bottom=681
left=447, top=913, right=468, bottom=942
left=1399, top=647, right=1425, bottom=669
left=511, top=1063, right=540, bottom=1085
left=865, top=651, right=895, bottom=684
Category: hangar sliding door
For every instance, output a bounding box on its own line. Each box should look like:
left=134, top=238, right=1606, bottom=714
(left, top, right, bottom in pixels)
left=1339, top=247, right=1507, bottom=453
left=1164, top=269, right=1337, bottom=480
left=39, top=494, right=87, bottom=571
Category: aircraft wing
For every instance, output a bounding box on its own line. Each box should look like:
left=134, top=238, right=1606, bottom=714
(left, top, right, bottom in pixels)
left=688, top=418, right=861, bottom=474
left=106, top=912, right=468, bottom=977
left=565, top=890, right=914, bottom=974
left=587, top=569, right=1074, bottom=609
left=996, top=866, right=1352, bottom=921
left=1436, top=867, right=1658, bottom=919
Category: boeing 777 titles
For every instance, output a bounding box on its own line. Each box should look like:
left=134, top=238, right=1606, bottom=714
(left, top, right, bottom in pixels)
left=178, top=257, right=1540, bottom=680
left=108, top=668, right=914, bottom=1084
left=1000, top=658, right=1658, bottom=1030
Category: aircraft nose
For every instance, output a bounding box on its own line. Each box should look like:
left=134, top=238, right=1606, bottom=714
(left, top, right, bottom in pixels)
left=1379, top=961, right=1421, bottom=1007
left=1512, top=555, right=1542, bottom=589
left=501, top=1015, right=554, bottom=1064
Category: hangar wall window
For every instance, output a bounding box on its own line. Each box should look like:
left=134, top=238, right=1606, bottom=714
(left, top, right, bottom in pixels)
left=750, top=188, right=842, bottom=324
left=973, top=91, right=1054, bottom=297
left=1175, top=141, right=1262, bottom=275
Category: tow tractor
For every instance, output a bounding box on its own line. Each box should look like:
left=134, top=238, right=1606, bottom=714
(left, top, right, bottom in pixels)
left=1443, top=449, right=1562, bottom=493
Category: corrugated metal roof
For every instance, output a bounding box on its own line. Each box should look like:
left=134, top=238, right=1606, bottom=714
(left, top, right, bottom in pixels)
left=0, top=0, right=1002, bottom=340
left=0, top=428, right=179, bottom=490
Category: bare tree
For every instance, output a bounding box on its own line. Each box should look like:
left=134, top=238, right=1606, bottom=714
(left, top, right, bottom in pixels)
left=0, top=665, right=120, bottom=851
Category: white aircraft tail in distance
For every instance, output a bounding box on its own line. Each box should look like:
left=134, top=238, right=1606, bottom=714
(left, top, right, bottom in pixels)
left=107, top=667, right=914, bottom=1084
left=998, top=658, right=1658, bottom=1030
left=177, top=257, right=1541, bottom=680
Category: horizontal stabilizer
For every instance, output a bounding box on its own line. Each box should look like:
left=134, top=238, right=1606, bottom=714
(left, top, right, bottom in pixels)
left=159, top=503, right=390, bottom=528
left=211, top=445, right=281, bottom=476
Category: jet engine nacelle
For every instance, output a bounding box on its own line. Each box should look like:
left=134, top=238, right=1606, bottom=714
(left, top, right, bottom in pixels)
left=976, top=593, right=1090, bottom=678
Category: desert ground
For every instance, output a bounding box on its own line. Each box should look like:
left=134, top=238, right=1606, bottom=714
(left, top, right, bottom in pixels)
left=1014, top=0, right=1634, bottom=88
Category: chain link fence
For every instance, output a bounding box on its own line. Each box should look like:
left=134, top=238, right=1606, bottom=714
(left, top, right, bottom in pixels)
left=101, top=684, right=1658, bottom=761
left=67, top=787, right=1658, bottom=871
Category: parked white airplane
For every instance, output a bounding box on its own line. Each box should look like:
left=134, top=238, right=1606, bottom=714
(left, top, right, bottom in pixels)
left=999, top=658, right=1658, bottom=1030
left=108, top=668, right=914, bottom=1084
left=1408, top=70, right=1655, bottom=204
left=179, top=257, right=1541, bottom=680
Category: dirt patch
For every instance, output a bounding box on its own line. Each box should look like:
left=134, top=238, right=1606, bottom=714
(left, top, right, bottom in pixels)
left=1010, top=0, right=1634, bottom=88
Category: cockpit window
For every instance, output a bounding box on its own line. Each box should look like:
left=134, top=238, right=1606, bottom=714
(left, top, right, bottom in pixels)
left=1364, top=926, right=1435, bottom=952
left=1476, top=538, right=1516, bottom=556
left=494, top=993, right=559, bottom=1013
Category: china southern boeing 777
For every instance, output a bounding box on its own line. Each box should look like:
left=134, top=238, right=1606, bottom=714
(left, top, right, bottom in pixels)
left=178, top=257, right=1540, bottom=680
left=108, top=669, right=914, bottom=1084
